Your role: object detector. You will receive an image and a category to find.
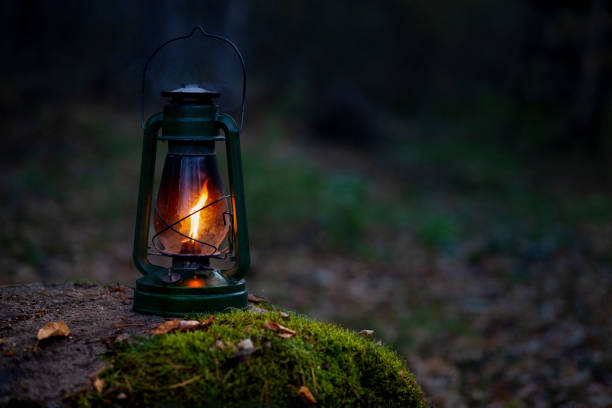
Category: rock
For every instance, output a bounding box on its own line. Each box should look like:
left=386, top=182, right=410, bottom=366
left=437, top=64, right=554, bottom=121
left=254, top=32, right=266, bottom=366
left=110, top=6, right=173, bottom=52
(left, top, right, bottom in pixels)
left=0, top=283, right=427, bottom=407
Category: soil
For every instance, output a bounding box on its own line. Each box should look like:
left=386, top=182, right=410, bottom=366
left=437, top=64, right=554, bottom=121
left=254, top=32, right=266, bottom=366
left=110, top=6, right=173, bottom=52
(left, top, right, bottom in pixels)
left=0, top=283, right=165, bottom=406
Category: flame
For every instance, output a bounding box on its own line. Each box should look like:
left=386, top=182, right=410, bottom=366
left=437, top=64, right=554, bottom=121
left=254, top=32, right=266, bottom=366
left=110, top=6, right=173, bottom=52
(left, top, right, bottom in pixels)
left=188, top=179, right=210, bottom=240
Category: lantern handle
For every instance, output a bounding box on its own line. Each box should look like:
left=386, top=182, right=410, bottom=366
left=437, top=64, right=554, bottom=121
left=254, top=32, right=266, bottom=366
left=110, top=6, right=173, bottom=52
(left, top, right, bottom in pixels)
left=141, top=25, right=247, bottom=131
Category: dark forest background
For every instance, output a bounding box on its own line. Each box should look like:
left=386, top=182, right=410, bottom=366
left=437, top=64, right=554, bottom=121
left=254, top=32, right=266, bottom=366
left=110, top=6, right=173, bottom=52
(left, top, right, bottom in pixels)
left=1, top=1, right=611, bottom=407
left=2, top=1, right=611, bottom=152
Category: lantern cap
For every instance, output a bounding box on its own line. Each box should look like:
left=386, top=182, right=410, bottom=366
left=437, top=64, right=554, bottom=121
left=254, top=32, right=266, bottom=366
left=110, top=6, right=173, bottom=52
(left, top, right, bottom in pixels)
left=162, top=84, right=220, bottom=104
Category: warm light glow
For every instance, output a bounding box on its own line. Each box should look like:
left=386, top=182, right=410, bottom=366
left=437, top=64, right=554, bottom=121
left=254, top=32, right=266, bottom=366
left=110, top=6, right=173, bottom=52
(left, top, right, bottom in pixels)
left=182, top=277, right=206, bottom=288
left=154, top=154, right=229, bottom=255
left=188, top=179, right=210, bottom=240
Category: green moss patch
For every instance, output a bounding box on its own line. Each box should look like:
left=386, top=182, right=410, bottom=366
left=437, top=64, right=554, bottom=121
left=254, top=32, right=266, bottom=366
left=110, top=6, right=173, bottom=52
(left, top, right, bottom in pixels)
left=70, top=310, right=426, bottom=407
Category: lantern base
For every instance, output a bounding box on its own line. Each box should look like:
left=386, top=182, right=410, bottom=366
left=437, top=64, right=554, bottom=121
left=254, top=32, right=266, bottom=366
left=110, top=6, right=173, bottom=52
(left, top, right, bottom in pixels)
left=133, top=272, right=247, bottom=316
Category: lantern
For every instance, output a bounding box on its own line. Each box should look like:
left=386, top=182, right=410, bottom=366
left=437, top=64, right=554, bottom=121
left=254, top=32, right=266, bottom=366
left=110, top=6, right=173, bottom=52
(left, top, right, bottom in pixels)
left=132, top=27, right=250, bottom=316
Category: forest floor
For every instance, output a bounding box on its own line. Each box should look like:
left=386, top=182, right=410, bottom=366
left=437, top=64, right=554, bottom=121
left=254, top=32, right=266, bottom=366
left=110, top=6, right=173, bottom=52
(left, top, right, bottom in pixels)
left=0, top=100, right=611, bottom=407
left=0, top=283, right=164, bottom=405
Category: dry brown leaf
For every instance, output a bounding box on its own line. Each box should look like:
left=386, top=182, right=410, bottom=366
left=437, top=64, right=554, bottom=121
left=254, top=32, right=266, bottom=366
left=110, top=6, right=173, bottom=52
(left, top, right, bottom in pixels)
left=202, top=315, right=216, bottom=327
left=37, top=320, right=70, bottom=341
left=358, top=329, right=374, bottom=338
left=298, top=385, right=317, bottom=404
left=275, top=323, right=296, bottom=335
left=262, top=321, right=277, bottom=331
left=3, top=350, right=16, bottom=357
left=177, top=320, right=201, bottom=332
left=153, top=317, right=214, bottom=335
left=263, top=321, right=296, bottom=338
left=248, top=294, right=263, bottom=303
left=279, top=311, right=290, bottom=320
left=93, top=377, right=105, bottom=393
left=153, top=320, right=180, bottom=335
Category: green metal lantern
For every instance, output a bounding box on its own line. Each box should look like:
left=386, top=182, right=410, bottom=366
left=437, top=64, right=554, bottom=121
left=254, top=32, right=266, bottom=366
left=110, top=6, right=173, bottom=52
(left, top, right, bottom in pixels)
left=132, top=26, right=250, bottom=316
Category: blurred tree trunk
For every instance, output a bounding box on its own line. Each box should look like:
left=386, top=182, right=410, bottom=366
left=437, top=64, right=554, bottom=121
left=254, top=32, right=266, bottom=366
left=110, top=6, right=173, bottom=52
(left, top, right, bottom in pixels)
left=570, top=0, right=607, bottom=154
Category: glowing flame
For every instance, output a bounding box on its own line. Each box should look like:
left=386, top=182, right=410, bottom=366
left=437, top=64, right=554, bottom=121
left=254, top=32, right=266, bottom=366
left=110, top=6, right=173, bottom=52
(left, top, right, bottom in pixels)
left=188, top=179, right=210, bottom=240
left=182, top=277, right=206, bottom=288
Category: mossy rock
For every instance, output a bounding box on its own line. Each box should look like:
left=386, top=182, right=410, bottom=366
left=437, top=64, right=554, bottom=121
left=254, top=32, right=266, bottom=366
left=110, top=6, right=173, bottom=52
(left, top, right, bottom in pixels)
left=69, top=308, right=426, bottom=407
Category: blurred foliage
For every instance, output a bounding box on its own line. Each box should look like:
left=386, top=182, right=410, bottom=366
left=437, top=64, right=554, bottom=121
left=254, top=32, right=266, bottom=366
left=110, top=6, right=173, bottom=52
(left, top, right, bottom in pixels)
left=1, top=0, right=610, bottom=152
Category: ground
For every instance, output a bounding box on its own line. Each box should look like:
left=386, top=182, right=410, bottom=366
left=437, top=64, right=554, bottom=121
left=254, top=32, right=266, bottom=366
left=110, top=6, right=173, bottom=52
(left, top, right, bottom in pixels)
left=0, top=283, right=164, bottom=405
left=0, top=283, right=425, bottom=407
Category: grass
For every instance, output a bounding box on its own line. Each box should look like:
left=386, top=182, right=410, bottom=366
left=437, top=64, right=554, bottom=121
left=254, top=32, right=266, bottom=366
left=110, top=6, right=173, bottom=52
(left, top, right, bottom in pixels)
left=68, top=309, right=427, bottom=408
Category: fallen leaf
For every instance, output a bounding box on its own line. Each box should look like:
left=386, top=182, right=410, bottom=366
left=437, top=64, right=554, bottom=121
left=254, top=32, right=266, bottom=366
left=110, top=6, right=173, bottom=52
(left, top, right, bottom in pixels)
left=153, top=320, right=180, bottom=335
left=201, top=315, right=216, bottom=327
left=263, top=321, right=296, bottom=338
left=279, top=311, right=290, bottom=320
left=298, top=385, right=317, bottom=404
left=263, top=321, right=277, bottom=331
left=93, top=377, right=105, bottom=393
left=177, top=320, right=201, bottom=331
left=116, top=392, right=127, bottom=400
left=37, top=320, right=70, bottom=341
left=358, top=329, right=374, bottom=338
left=248, top=294, right=263, bottom=303
left=152, top=317, right=214, bottom=335
left=275, top=323, right=296, bottom=335
left=3, top=350, right=16, bottom=357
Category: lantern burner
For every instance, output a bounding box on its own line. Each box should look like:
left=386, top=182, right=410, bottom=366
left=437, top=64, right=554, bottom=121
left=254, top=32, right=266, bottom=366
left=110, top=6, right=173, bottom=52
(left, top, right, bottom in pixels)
left=162, top=84, right=220, bottom=105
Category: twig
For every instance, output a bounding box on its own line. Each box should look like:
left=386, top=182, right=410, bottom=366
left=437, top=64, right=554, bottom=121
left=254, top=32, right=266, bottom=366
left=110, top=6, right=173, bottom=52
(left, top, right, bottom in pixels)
left=123, top=374, right=133, bottom=394
left=222, top=369, right=233, bottom=383
left=259, top=380, right=269, bottom=405
left=167, top=375, right=203, bottom=389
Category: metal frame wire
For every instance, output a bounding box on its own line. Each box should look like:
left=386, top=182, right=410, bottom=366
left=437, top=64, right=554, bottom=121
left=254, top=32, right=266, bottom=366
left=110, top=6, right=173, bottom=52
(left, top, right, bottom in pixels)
left=150, top=194, right=234, bottom=259
left=141, top=25, right=247, bottom=131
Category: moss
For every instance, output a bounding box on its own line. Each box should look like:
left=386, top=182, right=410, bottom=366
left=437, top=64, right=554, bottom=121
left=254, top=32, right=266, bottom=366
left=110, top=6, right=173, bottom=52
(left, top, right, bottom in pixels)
left=69, top=309, right=427, bottom=407
left=70, top=278, right=99, bottom=287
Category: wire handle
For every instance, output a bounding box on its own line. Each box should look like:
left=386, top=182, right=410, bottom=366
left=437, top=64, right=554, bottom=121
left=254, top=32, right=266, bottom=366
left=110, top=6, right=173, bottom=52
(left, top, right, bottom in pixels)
left=141, top=25, right=247, bottom=131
